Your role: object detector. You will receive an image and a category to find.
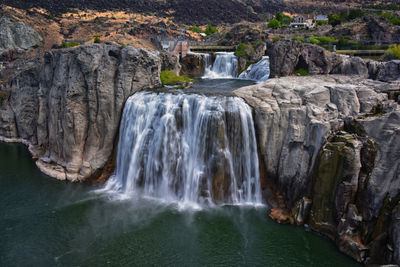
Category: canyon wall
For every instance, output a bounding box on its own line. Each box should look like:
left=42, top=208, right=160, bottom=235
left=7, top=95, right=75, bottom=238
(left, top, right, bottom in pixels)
left=0, top=44, right=161, bottom=181
left=235, top=75, right=400, bottom=265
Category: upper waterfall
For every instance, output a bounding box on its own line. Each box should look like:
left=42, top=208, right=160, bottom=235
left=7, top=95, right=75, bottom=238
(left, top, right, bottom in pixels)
left=239, top=56, right=270, bottom=82
left=203, top=52, right=238, bottom=79
left=104, top=92, right=262, bottom=208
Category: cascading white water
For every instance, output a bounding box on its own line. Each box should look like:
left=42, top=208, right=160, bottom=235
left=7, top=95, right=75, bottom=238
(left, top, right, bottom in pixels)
left=104, top=91, right=262, bottom=207
left=203, top=52, right=238, bottom=79
left=239, top=56, right=270, bottom=82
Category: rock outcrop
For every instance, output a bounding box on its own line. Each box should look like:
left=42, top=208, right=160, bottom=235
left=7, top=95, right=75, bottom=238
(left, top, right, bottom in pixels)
left=180, top=53, right=206, bottom=78
left=267, top=40, right=369, bottom=78
left=234, top=75, right=400, bottom=265
left=0, top=44, right=161, bottom=181
left=0, top=16, right=42, bottom=55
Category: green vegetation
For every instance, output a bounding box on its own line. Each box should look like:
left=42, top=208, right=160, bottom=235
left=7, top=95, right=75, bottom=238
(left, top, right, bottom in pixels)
left=203, top=24, right=218, bottom=35
left=384, top=44, right=400, bottom=60
left=363, top=3, right=399, bottom=11
left=269, top=12, right=291, bottom=28
left=295, top=68, right=310, bottom=76
left=293, top=36, right=304, bottom=42
left=94, top=35, right=102, bottom=43
left=308, top=36, right=320, bottom=45
left=160, top=70, right=194, bottom=87
left=0, top=92, right=8, bottom=106
left=380, top=12, right=400, bottom=25
left=268, top=19, right=281, bottom=29
left=316, top=20, right=328, bottom=26
left=327, top=9, right=365, bottom=26
left=188, top=26, right=201, bottom=33
left=234, top=42, right=250, bottom=58
left=61, top=41, right=83, bottom=48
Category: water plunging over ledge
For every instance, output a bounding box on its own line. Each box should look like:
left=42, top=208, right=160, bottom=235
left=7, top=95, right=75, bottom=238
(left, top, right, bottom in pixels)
left=103, top=91, right=262, bottom=208
left=203, top=52, right=238, bottom=79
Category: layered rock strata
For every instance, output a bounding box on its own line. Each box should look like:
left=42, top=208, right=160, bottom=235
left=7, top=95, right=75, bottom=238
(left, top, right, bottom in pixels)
left=0, top=44, right=161, bottom=181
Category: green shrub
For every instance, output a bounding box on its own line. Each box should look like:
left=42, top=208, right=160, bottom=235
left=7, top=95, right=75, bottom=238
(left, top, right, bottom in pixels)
left=281, top=15, right=292, bottom=25
left=275, top=12, right=283, bottom=22
left=380, top=12, right=400, bottom=25
left=188, top=26, right=201, bottom=33
left=384, top=44, right=400, bottom=60
left=61, top=41, right=83, bottom=48
left=272, top=36, right=280, bottom=43
left=94, top=35, right=102, bottom=43
left=316, top=20, right=328, bottom=26
left=268, top=19, right=281, bottom=29
left=234, top=42, right=249, bottom=58
left=160, top=70, right=194, bottom=86
left=293, top=36, right=304, bottom=42
left=328, top=13, right=345, bottom=26
left=308, top=37, right=320, bottom=45
left=295, top=68, right=310, bottom=76
left=203, top=24, right=218, bottom=35
left=348, top=9, right=365, bottom=20
left=0, top=92, right=8, bottom=106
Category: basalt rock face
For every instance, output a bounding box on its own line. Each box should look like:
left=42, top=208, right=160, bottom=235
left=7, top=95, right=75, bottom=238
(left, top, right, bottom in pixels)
left=267, top=40, right=369, bottom=78
left=234, top=75, right=400, bottom=264
left=180, top=53, right=206, bottom=78
left=0, top=16, right=43, bottom=55
left=0, top=44, right=161, bottom=182
left=367, top=60, right=400, bottom=82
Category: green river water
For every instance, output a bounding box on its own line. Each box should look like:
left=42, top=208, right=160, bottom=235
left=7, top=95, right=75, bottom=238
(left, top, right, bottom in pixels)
left=0, top=142, right=360, bottom=266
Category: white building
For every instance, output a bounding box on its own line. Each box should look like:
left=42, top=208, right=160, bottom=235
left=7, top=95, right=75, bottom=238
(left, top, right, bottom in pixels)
left=290, top=14, right=315, bottom=28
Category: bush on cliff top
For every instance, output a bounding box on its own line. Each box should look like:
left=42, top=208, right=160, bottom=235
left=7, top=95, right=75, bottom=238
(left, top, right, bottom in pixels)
left=268, top=19, right=281, bottom=29
left=203, top=24, right=218, bottom=35
left=234, top=42, right=250, bottom=58
left=384, top=44, right=400, bottom=60
left=188, top=26, right=201, bottom=33
left=160, top=70, right=194, bottom=86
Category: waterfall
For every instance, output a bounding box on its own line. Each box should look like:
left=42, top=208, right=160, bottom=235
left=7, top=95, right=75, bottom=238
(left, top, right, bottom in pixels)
left=239, top=56, right=270, bottom=82
left=203, top=52, right=238, bottom=79
left=104, top=92, right=262, bottom=207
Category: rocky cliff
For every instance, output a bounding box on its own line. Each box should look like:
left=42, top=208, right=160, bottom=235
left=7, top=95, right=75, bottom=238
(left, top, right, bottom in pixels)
left=0, top=44, right=161, bottom=181
left=235, top=75, right=400, bottom=265
left=267, top=40, right=400, bottom=83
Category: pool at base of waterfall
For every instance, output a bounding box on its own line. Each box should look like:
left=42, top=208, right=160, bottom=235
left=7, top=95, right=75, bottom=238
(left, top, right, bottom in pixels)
left=0, top=130, right=359, bottom=267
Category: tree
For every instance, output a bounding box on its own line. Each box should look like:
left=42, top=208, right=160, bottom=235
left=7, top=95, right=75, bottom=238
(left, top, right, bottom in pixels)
left=268, top=19, right=281, bottom=29
left=275, top=12, right=283, bottom=22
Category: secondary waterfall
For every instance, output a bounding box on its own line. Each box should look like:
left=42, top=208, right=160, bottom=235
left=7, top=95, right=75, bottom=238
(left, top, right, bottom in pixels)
left=239, top=56, right=270, bottom=82
left=104, top=92, right=262, bottom=207
left=203, top=52, right=238, bottom=79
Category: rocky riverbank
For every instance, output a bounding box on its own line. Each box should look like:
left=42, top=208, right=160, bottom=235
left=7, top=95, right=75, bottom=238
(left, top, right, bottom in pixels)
left=234, top=75, right=400, bottom=265
left=0, top=44, right=161, bottom=181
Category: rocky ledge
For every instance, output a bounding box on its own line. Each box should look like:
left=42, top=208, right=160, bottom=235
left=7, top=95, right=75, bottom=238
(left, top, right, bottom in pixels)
left=235, top=75, right=400, bottom=265
left=267, top=39, right=400, bottom=83
left=0, top=44, right=161, bottom=182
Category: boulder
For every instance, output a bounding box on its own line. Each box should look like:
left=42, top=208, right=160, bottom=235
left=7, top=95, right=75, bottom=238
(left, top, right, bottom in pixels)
left=0, top=16, right=42, bottom=55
